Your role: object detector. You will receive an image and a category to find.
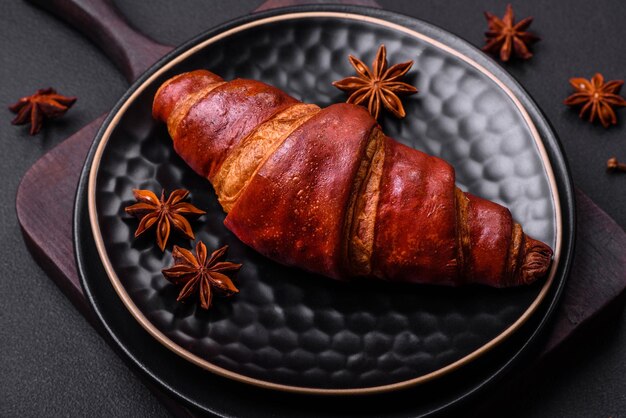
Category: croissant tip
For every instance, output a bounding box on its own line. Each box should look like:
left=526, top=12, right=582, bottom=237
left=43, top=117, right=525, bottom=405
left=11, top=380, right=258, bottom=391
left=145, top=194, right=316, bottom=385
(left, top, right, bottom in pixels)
left=519, top=236, right=553, bottom=285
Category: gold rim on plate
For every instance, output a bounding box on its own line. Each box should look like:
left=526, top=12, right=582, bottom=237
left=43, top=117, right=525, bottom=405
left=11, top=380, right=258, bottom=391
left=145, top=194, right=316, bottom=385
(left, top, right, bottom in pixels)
left=87, top=11, right=562, bottom=395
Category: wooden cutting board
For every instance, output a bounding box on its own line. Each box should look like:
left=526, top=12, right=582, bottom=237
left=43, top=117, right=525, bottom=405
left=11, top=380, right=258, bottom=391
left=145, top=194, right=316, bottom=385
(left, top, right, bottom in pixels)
left=16, top=0, right=626, bottom=415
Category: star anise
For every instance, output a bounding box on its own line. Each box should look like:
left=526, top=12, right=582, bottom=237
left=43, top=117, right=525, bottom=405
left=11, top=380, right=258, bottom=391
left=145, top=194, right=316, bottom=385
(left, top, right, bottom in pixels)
left=564, top=73, right=626, bottom=128
left=482, top=4, right=540, bottom=62
left=332, top=44, right=417, bottom=120
left=8, top=88, right=77, bottom=135
left=162, top=242, right=241, bottom=310
left=125, top=189, right=206, bottom=251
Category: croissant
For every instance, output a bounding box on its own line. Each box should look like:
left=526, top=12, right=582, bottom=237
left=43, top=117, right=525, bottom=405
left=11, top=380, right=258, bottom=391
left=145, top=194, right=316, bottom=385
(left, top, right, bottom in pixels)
left=153, top=69, right=553, bottom=288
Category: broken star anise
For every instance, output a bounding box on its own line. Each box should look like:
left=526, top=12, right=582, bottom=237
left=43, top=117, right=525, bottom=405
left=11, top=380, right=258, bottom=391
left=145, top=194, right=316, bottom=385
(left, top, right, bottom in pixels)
left=482, top=4, right=540, bottom=62
left=162, top=242, right=241, bottom=310
left=9, top=88, right=77, bottom=135
left=332, top=44, right=417, bottom=120
left=125, top=188, right=206, bottom=251
left=564, top=73, right=626, bottom=128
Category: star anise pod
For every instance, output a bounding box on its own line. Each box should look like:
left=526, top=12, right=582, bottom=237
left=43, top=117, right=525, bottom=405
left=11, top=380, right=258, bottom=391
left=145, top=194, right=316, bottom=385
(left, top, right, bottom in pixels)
left=125, top=189, right=206, bottom=251
left=162, top=242, right=241, bottom=310
left=8, top=88, right=77, bottom=135
left=482, top=4, right=540, bottom=62
left=332, top=44, right=417, bottom=120
left=564, top=73, right=626, bottom=128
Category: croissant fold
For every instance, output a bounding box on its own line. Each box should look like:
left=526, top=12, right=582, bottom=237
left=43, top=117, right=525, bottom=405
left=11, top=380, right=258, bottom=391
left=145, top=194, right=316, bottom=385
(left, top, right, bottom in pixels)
left=153, top=69, right=553, bottom=288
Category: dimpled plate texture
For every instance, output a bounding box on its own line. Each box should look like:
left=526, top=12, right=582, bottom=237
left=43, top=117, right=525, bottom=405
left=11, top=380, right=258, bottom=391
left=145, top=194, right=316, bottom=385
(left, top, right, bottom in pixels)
left=93, top=15, right=556, bottom=390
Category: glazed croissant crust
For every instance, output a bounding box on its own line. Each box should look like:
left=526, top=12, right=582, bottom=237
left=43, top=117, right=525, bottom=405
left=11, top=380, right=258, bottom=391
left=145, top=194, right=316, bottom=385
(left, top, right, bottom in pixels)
left=153, top=69, right=553, bottom=287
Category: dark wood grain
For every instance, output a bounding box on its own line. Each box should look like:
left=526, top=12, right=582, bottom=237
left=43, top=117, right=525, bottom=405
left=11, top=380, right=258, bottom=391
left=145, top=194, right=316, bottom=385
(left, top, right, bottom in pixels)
left=16, top=0, right=626, bottom=416
left=540, top=189, right=626, bottom=357
left=25, top=0, right=172, bottom=83
left=17, top=116, right=104, bottom=321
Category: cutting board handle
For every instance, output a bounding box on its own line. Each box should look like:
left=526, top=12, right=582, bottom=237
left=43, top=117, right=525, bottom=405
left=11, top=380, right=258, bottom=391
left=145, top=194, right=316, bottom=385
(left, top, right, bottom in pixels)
left=26, top=0, right=381, bottom=83
left=26, top=0, right=173, bottom=83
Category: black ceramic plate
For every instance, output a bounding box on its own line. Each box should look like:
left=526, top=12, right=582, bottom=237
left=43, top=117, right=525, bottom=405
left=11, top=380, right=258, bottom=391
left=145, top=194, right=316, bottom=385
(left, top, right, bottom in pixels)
left=75, top=5, right=574, bottom=415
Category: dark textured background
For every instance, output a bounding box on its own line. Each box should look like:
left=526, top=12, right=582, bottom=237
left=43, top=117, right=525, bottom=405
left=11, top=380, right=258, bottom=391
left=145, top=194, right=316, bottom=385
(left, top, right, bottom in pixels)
left=1, top=0, right=625, bottom=416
